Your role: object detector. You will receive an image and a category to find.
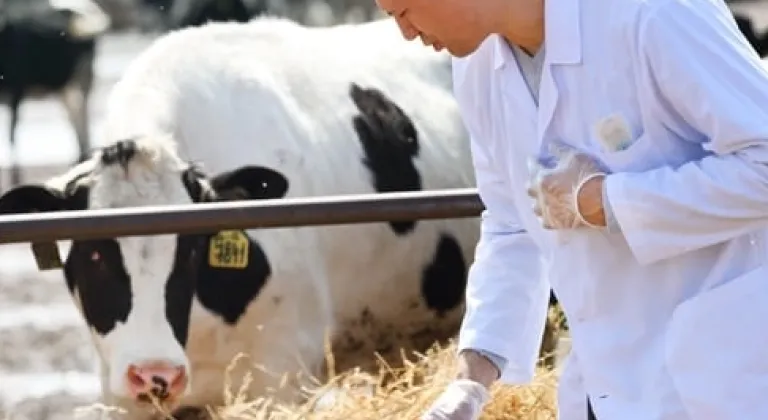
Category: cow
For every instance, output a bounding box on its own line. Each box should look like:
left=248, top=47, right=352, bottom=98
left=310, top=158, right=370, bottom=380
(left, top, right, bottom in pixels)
left=0, top=0, right=110, bottom=190
left=733, top=12, right=768, bottom=57
left=0, top=16, right=560, bottom=419
left=140, top=0, right=263, bottom=31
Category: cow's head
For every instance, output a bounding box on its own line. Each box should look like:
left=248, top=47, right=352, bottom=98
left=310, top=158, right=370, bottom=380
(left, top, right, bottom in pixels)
left=0, top=136, right=289, bottom=408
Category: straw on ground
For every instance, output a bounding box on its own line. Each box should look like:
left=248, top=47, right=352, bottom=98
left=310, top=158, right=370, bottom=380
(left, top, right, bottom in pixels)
left=205, top=338, right=558, bottom=420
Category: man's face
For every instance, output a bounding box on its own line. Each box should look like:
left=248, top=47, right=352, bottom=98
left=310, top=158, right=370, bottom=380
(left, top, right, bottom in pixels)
left=376, top=0, right=490, bottom=57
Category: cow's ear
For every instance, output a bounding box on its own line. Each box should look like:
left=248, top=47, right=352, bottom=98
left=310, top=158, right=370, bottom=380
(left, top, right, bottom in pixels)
left=0, top=184, right=88, bottom=215
left=209, top=166, right=290, bottom=201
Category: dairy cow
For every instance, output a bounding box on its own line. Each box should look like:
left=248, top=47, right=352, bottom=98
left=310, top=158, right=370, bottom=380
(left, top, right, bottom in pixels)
left=0, top=0, right=110, bottom=188
left=0, top=17, right=484, bottom=418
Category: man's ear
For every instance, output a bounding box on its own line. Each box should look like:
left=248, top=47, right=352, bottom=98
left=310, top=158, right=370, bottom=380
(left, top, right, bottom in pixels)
left=209, top=166, right=290, bottom=201
left=0, top=184, right=88, bottom=215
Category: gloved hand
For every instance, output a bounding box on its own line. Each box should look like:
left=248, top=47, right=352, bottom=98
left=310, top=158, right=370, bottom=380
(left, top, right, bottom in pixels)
left=527, top=144, right=608, bottom=230
left=420, top=379, right=491, bottom=420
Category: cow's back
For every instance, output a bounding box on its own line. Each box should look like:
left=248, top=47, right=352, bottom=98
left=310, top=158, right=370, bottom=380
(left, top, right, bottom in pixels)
left=101, top=17, right=478, bottom=362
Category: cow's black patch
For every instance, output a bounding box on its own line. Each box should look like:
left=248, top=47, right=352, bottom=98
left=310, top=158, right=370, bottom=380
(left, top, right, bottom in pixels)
left=193, top=231, right=271, bottom=325
left=165, top=235, right=206, bottom=346
left=101, top=139, right=138, bottom=167
left=349, top=83, right=422, bottom=235
left=421, top=233, right=467, bottom=316
left=179, top=164, right=289, bottom=325
left=63, top=239, right=133, bottom=335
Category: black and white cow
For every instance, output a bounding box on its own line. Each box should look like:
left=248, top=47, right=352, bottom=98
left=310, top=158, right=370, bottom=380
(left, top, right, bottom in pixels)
left=0, top=16, right=558, bottom=418
left=0, top=0, right=110, bottom=188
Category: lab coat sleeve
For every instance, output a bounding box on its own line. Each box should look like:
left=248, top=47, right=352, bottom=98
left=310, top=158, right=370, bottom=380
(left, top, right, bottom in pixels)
left=457, top=135, right=551, bottom=385
left=604, top=0, right=768, bottom=265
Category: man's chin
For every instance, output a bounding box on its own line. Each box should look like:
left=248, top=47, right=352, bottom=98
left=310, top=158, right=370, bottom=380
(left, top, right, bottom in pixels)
left=445, top=44, right=474, bottom=58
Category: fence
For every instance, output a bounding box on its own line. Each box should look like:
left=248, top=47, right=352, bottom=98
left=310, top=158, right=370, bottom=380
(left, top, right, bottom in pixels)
left=0, top=188, right=484, bottom=244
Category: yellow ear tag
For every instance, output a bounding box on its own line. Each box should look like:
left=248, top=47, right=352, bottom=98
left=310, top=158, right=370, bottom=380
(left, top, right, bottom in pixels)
left=208, top=230, right=250, bottom=269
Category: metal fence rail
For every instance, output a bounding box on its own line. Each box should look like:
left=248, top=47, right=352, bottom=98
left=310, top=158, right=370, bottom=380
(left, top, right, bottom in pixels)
left=0, top=189, right=484, bottom=244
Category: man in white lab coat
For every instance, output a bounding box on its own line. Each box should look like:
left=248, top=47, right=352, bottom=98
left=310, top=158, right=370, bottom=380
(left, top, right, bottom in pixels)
left=375, top=0, right=768, bottom=419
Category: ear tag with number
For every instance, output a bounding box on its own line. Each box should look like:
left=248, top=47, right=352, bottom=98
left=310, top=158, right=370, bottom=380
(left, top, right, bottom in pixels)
left=208, top=230, right=250, bottom=269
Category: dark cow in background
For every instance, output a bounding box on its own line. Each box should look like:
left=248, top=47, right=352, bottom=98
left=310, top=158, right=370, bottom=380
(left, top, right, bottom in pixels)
left=733, top=12, right=768, bottom=57
left=0, top=0, right=110, bottom=190
left=0, top=16, right=502, bottom=419
left=167, top=0, right=255, bottom=29
left=140, top=0, right=264, bottom=30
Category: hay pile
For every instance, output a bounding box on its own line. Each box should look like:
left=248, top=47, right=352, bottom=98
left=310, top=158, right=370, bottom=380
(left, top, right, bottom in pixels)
left=210, top=340, right=560, bottom=420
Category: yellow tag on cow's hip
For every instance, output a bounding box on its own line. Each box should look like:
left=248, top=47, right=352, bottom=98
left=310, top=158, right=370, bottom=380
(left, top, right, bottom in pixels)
left=208, top=230, right=249, bottom=269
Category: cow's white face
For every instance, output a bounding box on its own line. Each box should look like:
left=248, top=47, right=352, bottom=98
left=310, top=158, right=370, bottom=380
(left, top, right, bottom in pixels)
left=0, top=136, right=289, bottom=410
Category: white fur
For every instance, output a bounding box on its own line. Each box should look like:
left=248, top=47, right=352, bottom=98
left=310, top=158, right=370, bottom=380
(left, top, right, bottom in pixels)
left=54, top=17, right=478, bottom=417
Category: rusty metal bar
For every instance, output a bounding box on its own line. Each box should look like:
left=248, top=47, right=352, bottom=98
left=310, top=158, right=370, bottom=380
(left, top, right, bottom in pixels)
left=0, top=188, right=484, bottom=244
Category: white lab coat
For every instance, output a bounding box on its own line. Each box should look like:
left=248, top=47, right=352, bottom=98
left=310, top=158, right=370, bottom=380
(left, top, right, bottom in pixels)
left=452, top=0, right=768, bottom=418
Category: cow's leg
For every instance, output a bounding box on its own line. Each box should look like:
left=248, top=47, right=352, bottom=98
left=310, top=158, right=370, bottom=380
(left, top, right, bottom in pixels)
left=61, top=84, right=92, bottom=163
left=61, top=51, right=95, bottom=163
left=7, top=92, right=23, bottom=188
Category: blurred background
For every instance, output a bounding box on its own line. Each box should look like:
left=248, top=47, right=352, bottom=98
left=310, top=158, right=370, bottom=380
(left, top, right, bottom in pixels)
left=1, top=0, right=768, bottom=418
left=0, top=0, right=387, bottom=177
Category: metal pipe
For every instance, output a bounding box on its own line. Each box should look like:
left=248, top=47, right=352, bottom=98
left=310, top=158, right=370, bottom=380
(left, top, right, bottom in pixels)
left=0, top=189, right=484, bottom=244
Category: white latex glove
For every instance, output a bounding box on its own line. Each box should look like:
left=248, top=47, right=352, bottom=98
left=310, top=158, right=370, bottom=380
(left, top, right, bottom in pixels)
left=527, top=145, right=608, bottom=230
left=420, top=379, right=491, bottom=420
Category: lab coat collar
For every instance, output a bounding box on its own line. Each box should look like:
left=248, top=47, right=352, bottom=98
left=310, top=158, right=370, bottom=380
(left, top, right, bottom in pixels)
left=493, top=0, right=582, bottom=70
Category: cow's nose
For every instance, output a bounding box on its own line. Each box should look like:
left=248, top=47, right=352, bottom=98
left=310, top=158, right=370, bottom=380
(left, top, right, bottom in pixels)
left=125, top=361, right=188, bottom=402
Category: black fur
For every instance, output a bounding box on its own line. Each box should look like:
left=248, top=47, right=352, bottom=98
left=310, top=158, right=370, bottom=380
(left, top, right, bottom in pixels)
left=349, top=82, right=422, bottom=235
left=420, top=233, right=468, bottom=316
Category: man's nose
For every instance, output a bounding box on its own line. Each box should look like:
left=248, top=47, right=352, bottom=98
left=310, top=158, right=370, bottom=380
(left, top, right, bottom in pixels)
left=394, top=17, right=420, bottom=41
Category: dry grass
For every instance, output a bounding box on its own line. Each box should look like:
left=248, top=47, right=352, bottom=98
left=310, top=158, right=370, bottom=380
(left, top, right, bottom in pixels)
left=204, top=339, right=561, bottom=420
left=70, top=340, right=560, bottom=420
left=71, top=323, right=565, bottom=420
left=72, top=311, right=567, bottom=420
